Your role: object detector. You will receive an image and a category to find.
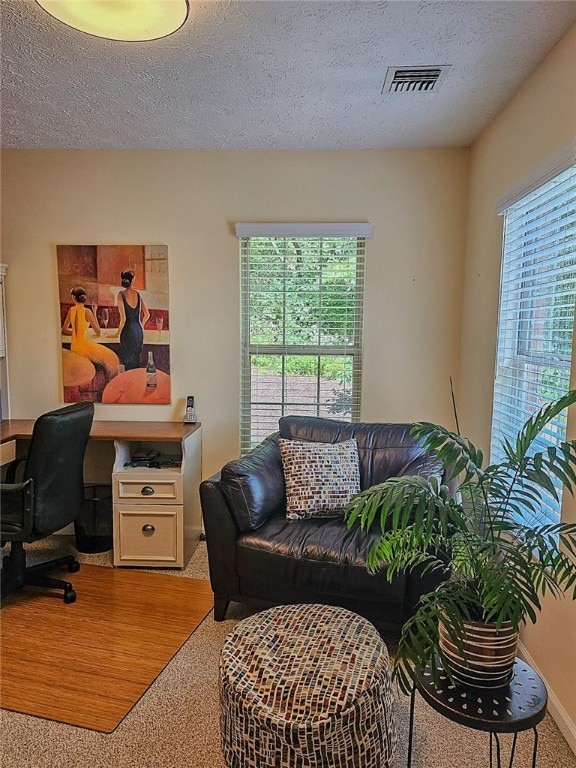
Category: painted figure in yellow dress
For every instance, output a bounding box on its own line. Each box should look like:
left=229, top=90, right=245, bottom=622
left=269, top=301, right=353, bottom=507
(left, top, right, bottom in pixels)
left=61, top=286, right=119, bottom=381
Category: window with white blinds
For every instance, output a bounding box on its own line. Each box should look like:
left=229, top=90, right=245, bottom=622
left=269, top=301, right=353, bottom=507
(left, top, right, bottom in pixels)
left=490, top=163, right=576, bottom=527
left=239, top=234, right=366, bottom=453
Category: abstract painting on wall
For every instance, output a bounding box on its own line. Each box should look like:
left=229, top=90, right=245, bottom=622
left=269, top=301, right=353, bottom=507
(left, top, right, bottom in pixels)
left=58, top=244, right=171, bottom=404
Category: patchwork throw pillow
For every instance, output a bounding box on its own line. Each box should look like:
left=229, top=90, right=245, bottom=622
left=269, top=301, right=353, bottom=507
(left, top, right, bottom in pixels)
left=278, top=437, right=361, bottom=520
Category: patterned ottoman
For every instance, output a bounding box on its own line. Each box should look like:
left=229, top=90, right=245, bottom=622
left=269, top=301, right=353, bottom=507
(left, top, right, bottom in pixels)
left=219, top=603, right=396, bottom=768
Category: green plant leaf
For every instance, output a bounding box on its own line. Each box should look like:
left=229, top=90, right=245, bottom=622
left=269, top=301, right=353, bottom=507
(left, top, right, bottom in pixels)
left=346, top=392, right=576, bottom=687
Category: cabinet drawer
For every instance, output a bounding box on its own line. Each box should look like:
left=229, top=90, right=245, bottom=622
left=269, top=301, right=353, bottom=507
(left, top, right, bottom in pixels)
left=114, top=505, right=182, bottom=566
left=0, top=440, right=16, bottom=466
left=113, top=474, right=183, bottom=504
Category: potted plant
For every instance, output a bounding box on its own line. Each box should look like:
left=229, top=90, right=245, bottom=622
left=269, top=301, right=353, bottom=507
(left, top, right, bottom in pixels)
left=345, top=391, right=576, bottom=692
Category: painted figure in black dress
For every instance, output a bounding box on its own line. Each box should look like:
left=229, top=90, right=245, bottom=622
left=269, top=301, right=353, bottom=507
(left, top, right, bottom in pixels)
left=115, top=269, right=150, bottom=370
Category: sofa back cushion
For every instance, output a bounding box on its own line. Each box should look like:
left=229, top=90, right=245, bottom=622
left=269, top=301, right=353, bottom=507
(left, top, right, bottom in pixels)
left=279, top=416, right=443, bottom=489
left=278, top=437, right=361, bottom=520
left=220, top=433, right=286, bottom=532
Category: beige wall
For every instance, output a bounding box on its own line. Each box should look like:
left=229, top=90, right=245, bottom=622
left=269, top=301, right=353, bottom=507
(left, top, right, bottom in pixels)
left=461, top=24, right=576, bottom=744
left=0, top=148, right=469, bottom=477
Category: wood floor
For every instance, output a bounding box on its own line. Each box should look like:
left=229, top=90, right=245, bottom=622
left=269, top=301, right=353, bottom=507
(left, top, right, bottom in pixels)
left=0, top=564, right=213, bottom=732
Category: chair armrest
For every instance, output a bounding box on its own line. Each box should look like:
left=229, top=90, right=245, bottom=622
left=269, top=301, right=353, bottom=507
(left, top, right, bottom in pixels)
left=200, top=474, right=241, bottom=597
left=0, top=477, right=35, bottom=540
left=219, top=434, right=286, bottom=531
left=4, top=455, right=26, bottom=484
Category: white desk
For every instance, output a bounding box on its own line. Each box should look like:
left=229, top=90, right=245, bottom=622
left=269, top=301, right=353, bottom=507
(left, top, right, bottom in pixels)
left=1, top=420, right=202, bottom=569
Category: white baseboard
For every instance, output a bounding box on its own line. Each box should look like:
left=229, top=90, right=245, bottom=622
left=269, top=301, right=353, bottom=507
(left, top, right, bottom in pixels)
left=518, top=641, right=576, bottom=755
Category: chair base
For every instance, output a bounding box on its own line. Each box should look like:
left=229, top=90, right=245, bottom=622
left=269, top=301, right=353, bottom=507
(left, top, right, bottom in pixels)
left=1, top=541, right=79, bottom=604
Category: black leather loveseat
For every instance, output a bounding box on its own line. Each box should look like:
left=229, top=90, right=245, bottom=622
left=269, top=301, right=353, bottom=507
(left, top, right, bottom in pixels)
left=200, top=416, right=450, bottom=632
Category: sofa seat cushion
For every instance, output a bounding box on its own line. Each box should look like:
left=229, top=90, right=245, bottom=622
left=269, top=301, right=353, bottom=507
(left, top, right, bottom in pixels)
left=237, top=514, right=406, bottom=603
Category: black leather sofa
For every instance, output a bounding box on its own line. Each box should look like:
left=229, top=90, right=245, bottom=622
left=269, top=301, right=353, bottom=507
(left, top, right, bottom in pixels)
left=200, top=415, right=450, bottom=632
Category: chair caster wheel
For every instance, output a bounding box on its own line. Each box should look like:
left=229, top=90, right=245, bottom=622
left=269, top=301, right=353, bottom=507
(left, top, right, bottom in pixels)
left=68, top=561, right=80, bottom=573
left=64, top=589, right=77, bottom=604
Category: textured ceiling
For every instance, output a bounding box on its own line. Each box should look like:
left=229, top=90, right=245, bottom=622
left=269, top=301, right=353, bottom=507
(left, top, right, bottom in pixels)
left=2, top=0, right=576, bottom=149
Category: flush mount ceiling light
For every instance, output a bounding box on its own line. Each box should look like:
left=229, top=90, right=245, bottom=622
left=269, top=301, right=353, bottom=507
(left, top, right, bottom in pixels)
left=35, top=0, right=190, bottom=42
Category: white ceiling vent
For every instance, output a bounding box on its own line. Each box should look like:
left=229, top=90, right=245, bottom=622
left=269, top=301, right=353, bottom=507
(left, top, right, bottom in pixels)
left=382, top=65, right=451, bottom=93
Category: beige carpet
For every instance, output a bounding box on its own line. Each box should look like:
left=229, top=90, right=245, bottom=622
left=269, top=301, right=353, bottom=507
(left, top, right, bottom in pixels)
left=1, top=564, right=213, bottom=732
left=1, top=537, right=575, bottom=768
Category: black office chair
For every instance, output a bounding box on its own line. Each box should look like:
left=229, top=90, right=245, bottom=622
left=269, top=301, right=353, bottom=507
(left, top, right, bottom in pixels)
left=1, top=402, right=94, bottom=604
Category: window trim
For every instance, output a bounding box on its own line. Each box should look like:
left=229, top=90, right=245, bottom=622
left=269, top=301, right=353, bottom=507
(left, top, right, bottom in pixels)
left=235, top=222, right=374, bottom=238
left=491, top=161, right=576, bottom=528
left=495, top=142, right=576, bottom=214
left=238, top=228, right=368, bottom=453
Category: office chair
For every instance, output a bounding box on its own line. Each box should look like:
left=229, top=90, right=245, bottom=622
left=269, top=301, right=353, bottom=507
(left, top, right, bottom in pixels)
left=1, top=402, right=94, bottom=604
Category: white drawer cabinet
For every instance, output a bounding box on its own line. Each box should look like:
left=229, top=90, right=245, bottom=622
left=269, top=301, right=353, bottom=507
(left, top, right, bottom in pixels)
left=114, top=505, right=182, bottom=565
left=0, top=438, right=16, bottom=466
left=114, top=472, right=183, bottom=504
left=112, top=424, right=201, bottom=568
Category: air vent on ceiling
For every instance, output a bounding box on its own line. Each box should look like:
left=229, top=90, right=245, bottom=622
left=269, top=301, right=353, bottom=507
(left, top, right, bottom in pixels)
left=382, top=65, right=451, bottom=93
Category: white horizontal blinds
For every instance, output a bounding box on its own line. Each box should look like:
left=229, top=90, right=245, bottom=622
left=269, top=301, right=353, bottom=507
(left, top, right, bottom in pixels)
left=240, top=235, right=365, bottom=453
left=491, top=163, right=576, bottom=527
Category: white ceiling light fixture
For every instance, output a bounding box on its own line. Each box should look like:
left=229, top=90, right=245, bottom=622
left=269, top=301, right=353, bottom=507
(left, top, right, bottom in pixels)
left=35, top=0, right=190, bottom=42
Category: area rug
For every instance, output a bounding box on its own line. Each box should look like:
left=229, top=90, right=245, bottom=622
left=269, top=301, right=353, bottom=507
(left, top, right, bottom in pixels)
left=0, top=564, right=213, bottom=732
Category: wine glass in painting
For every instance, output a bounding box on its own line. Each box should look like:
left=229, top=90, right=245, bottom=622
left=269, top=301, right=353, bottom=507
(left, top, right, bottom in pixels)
left=155, top=314, right=164, bottom=338
left=101, top=308, right=109, bottom=331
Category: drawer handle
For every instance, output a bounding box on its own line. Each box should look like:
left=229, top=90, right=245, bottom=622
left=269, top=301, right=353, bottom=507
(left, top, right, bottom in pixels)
left=140, top=486, right=155, bottom=496
left=142, top=524, right=156, bottom=533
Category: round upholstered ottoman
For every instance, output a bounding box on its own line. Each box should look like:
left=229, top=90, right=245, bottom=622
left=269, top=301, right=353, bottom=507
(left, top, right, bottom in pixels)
left=219, top=603, right=396, bottom=768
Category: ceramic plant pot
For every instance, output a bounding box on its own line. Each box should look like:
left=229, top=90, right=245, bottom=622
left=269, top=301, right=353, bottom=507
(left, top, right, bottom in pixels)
left=438, top=617, right=519, bottom=689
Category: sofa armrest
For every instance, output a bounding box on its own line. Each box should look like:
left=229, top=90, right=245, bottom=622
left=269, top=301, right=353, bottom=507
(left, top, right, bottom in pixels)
left=220, top=433, right=286, bottom=531
left=199, top=473, right=241, bottom=598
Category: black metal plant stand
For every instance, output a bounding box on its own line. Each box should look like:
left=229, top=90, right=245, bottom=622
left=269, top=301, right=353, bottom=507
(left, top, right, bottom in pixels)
left=407, top=658, right=547, bottom=768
